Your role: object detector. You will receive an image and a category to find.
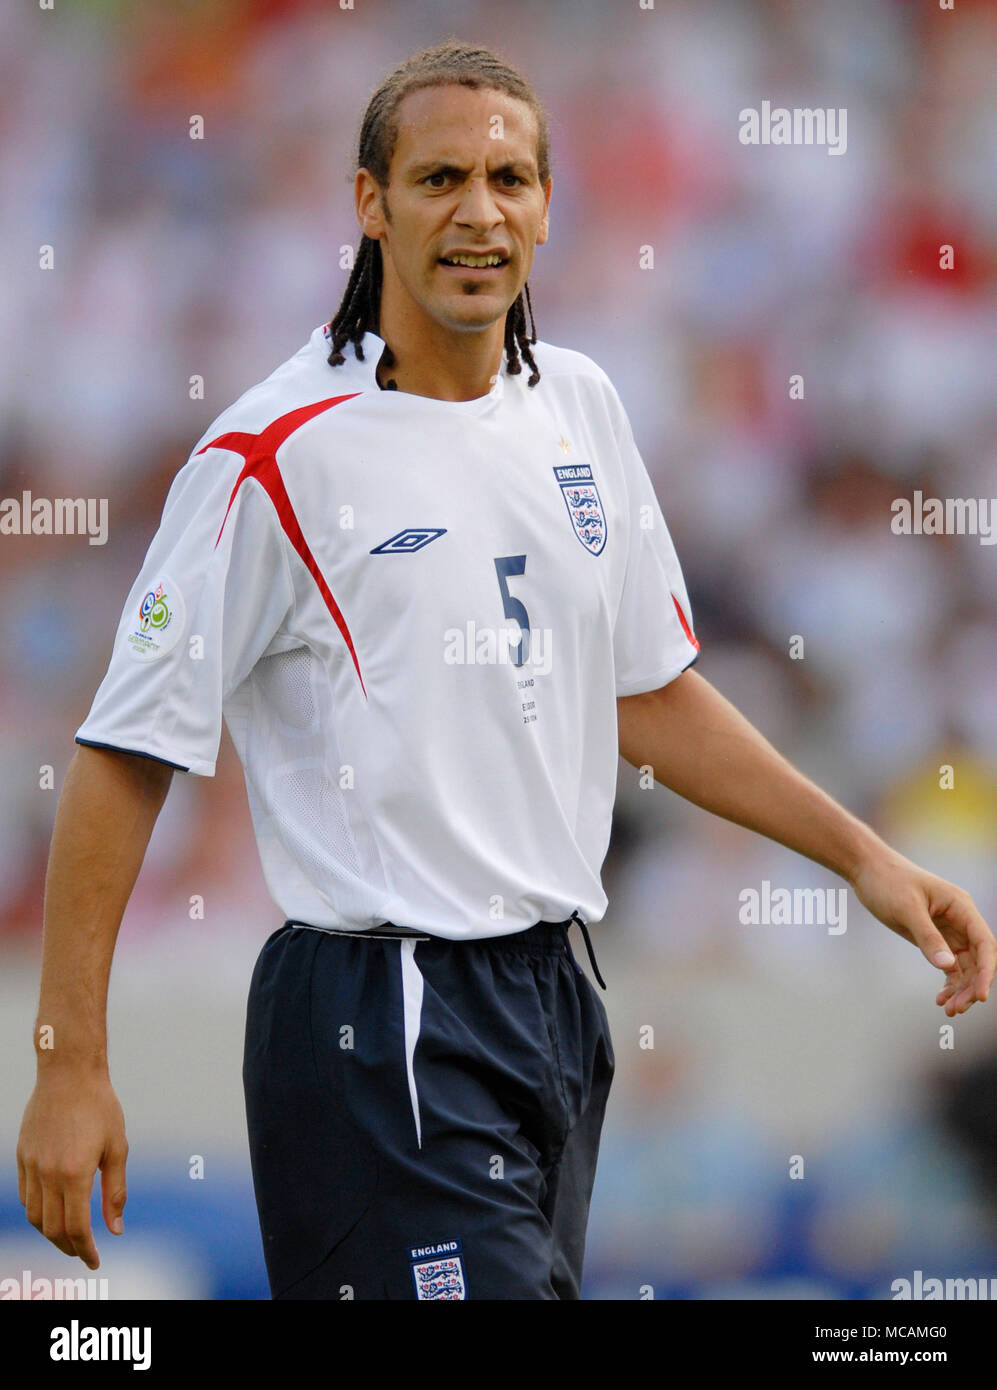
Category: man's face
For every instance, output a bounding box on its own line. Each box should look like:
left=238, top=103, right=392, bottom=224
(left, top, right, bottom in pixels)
left=356, top=83, right=552, bottom=336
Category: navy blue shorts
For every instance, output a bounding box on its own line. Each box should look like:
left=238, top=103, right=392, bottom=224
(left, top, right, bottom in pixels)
left=242, top=918, right=615, bottom=1300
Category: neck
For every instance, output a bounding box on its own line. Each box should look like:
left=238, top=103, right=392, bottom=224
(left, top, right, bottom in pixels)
left=375, top=288, right=507, bottom=402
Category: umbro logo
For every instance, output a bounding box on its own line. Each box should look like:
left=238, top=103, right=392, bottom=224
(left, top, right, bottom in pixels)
left=370, top=528, right=447, bottom=554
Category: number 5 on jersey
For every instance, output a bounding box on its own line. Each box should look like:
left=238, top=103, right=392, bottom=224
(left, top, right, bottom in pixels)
left=494, top=555, right=529, bottom=668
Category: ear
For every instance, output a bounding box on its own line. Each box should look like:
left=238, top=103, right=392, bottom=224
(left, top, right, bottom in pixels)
left=356, top=168, right=387, bottom=240
left=535, top=176, right=552, bottom=247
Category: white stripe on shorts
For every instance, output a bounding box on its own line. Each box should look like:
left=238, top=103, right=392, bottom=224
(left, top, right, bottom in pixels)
left=399, top=939, right=425, bottom=1149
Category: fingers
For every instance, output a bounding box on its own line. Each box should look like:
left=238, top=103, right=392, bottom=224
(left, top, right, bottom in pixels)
left=24, top=1152, right=122, bottom=1269
left=936, top=976, right=960, bottom=1007
left=913, top=915, right=956, bottom=973
left=931, top=946, right=973, bottom=1016
left=39, top=1186, right=77, bottom=1261
left=966, top=916, right=997, bottom=1004
left=100, top=1139, right=128, bottom=1238
left=932, top=894, right=996, bottom=1015
left=22, top=1166, right=42, bottom=1235
left=948, top=976, right=984, bottom=1015
left=895, top=873, right=996, bottom=1016
left=64, top=1180, right=100, bottom=1269
left=21, top=1159, right=100, bottom=1266
left=937, top=968, right=973, bottom=1016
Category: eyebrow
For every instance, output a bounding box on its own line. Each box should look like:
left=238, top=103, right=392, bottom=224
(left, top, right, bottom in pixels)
left=407, top=158, right=537, bottom=180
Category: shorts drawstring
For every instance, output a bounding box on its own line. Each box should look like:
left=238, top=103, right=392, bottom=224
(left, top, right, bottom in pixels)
left=569, top=909, right=607, bottom=990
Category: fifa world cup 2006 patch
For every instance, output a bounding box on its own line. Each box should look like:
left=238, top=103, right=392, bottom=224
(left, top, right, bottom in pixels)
left=125, top=575, right=186, bottom=662
left=409, top=1239, right=466, bottom=1300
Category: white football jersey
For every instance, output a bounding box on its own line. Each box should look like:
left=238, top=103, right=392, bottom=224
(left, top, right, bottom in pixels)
left=76, top=324, right=700, bottom=937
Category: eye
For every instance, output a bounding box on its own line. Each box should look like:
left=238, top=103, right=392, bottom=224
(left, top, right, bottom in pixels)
left=500, top=173, right=523, bottom=186
left=424, top=172, right=451, bottom=187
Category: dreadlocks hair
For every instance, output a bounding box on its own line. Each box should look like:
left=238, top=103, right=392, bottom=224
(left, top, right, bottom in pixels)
left=327, top=39, right=549, bottom=388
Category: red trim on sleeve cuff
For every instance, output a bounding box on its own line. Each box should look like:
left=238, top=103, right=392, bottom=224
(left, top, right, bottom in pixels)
left=671, top=593, right=700, bottom=652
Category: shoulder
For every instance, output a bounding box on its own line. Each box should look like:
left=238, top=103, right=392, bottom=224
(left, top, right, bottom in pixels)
left=189, top=324, right=364, bottom=461
left=150, top=326, right=362, bottom=521
left=527, top=338, right=627, bottom=428
left=528, top=338, right=614, bottom=388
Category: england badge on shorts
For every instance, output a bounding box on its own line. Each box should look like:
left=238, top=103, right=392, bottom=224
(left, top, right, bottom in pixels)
left=553, top=463, right=607, bottom=555
left=409, top=1239, right=467, bottom=1300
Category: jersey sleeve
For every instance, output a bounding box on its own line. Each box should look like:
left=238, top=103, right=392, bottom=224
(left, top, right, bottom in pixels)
left=75, top=447, right=295, bottom=776
left=604, top=379, right=701, bottom=697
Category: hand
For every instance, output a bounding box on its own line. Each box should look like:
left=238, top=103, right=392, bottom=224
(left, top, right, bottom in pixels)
left=851, top=847, right=996, bottom=1016
left=17, top=1067, right=128, bottom=1269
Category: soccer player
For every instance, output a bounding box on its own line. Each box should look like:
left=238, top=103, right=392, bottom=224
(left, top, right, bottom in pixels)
left=17, top=41, right=996, bottom=1301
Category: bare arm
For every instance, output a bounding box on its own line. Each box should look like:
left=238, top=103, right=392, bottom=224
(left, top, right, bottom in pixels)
left=17, top=744, right=174, bottom=1268
left=618, top=669, right=996, bottom=1015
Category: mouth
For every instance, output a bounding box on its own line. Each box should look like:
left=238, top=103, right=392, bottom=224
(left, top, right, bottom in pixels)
left=437, top=253, right=509, bottom=276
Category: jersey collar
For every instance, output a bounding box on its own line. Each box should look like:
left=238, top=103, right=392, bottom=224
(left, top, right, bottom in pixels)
left=333, top=327, right=507, bottom=410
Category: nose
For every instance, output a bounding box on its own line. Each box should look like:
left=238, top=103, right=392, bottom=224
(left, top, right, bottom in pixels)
left=453, top=176, right=505, bottom=232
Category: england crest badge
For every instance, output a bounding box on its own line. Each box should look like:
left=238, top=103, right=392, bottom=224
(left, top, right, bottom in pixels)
left=409, top=1239, right=467, bottom=1300
left=553, top=463, right=606, bottom=555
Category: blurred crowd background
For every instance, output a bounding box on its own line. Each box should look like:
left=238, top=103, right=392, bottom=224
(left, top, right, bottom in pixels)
left=1, top=0, right=996, bottom=1299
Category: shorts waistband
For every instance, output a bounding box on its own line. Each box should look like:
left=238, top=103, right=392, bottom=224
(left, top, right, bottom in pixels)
left=464, top=919, right=573, bottom=951
left=281, top=912, right=606, bottom=987
left=284, top=919, right=429, bottom=941
left=283, top=917, right=571, bottom=948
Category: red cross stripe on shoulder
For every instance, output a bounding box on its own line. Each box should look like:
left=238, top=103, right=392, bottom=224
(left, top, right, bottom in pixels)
left=197, top=394, right=367, bottom=697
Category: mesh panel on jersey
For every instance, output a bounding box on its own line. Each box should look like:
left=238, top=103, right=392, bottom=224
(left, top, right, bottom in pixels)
left=253, top=646, right=317, bottom=732
left=273, top=765, right=362, bottom=882
left=247, top=645, right=369, bottom=901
